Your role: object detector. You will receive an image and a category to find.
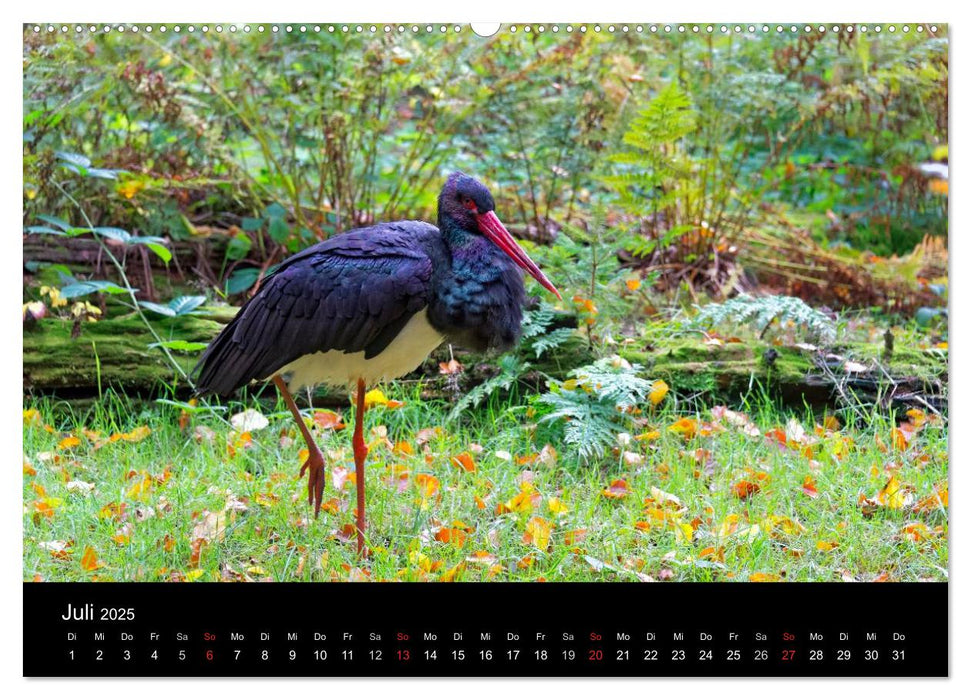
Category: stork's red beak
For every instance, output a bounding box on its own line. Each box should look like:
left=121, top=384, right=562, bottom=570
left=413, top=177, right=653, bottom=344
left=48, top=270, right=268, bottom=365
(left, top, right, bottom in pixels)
left=476, top=211, right=562, bottom=300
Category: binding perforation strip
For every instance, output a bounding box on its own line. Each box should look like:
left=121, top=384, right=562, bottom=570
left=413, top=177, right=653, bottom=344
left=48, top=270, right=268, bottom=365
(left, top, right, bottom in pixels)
left=27, top=24, right=941, bottom=36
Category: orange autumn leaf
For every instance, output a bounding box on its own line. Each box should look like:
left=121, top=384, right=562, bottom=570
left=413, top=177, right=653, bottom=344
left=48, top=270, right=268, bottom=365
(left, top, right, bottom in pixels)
left=602, top=479, right=631, bottom=499
left=625, top=277, right=641, bottom=291
left=34, top=498, right=62, bottom=519
left=929, top=178, right=948, bottom=196
left=816, top=540, right=839, bottom=552
left=319, top=498, right=341, bottom=515
left=438, top=359, right=463, bottom=375
left=822, top=414, right=841, bottom=431
left=333, top=524, right=358, bottom=543
left=496, top=483, right=540, bottom=514
left=393, top=441, right=414, bottom=456
left=451, top=452, right=477, bottom=473
left=466, top=551, right=498, bottom=566
left=40, top=540, right=72, bottom=560
left=313, top=411, right=345, bottom=430
left=732, top=480, right=761, bottom=500
left=890, top=428, right=908, bottom=451
left=80, top=546, right=103, bottom=572
left=415, top=474, right=440, bottom=497
left=802, top=476, right=819, bottom=499
left=58, top=436, right=81, bottom=450
left=912, top=484, right=948, bottom=514
left=899, top=522, right=944, bottom=542
left=434, top=527, right=468, bottom=547
left=667, top=417, right=697, bottom=439
left=189, top=538, right=206, bottom=567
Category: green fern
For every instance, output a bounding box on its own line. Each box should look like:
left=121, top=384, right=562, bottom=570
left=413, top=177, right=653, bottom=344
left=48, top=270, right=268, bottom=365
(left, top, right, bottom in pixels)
left=446, top=354, right=525, bottom=424
left=536, top=356, right=654, bottom=462
left=693, top=293, right=836, bottom=343
left=521, top=302, right=575, bottom=359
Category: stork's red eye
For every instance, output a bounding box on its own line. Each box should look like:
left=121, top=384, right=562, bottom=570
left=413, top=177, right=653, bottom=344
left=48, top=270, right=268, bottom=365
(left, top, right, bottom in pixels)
left=463, top=198, right=477, bottom=212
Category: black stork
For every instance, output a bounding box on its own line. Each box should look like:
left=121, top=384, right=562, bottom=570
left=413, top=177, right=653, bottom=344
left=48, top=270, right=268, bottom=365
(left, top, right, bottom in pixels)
left=194, top=172, right=560, bottom=556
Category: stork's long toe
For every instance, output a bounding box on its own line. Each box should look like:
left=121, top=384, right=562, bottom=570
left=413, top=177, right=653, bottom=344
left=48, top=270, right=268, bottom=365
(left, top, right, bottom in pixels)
left=300, top=448, right=326, bottom=517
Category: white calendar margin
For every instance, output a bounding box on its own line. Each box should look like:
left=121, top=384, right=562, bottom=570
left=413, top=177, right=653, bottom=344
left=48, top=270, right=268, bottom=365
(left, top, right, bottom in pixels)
left=4, top=0, right=966, bottom=696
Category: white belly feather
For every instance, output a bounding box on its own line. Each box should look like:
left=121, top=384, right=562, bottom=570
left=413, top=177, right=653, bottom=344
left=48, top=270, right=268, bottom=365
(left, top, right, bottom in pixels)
left=275, top=309, right=445, bottom=392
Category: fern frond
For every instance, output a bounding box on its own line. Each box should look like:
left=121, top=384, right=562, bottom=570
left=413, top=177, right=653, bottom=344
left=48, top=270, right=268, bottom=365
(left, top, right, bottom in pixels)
left=694, top=294, right=836, bottom=343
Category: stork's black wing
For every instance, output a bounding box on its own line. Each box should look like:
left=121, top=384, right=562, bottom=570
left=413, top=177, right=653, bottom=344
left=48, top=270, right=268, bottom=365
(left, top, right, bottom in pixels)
left=193, top=221, right=441, bottom=396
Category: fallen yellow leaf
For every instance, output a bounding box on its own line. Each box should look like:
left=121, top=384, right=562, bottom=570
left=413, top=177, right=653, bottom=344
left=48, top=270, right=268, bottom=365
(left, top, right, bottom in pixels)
left=648, top=380, right=669, bottom=406
left=523, top=516, right=553, bottom=550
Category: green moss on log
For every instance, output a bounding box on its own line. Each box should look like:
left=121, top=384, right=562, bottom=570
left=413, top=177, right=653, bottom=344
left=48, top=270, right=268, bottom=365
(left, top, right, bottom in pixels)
left=23, top=313, right=224, bottom=392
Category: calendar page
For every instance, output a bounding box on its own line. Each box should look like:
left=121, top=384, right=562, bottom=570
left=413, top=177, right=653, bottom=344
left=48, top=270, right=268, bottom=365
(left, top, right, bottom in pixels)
left=22, top=20, right=948, bottom=678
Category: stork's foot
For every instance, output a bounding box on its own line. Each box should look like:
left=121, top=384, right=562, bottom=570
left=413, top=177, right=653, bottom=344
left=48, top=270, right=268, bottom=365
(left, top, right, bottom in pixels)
left=299, top=448, right=326, bottom=517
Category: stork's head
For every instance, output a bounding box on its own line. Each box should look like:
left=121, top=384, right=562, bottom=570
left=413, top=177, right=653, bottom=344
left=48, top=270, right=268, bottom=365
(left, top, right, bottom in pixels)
left=438, top=172, right=561, bottom=300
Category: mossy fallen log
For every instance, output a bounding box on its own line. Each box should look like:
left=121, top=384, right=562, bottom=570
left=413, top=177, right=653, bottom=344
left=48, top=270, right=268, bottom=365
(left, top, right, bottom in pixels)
left=620, top=338, right=947, bottom=412
left=23, top=311, right=227, bottom=395
left=22, top=307, right=591, bottom=400
left=23, top=308, right=947, bottom=413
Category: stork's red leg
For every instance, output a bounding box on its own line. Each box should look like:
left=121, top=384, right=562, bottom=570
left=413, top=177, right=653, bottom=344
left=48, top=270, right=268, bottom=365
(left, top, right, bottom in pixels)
left=273, top=375, right=325, bottom=516
left=352, top=377, right=369, bottom=557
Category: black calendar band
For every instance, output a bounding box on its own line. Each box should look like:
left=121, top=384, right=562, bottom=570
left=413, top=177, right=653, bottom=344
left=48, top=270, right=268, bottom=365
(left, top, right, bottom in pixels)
left=24, top=582, right=947, bottom=677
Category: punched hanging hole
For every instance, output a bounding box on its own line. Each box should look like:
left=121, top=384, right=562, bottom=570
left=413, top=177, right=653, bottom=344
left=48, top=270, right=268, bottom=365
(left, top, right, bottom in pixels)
left=471, top=22, right=501, bottom=37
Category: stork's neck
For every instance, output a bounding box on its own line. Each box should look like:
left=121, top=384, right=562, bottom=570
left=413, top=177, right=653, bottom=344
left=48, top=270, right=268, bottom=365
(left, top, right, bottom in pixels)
left=437, top=214, right=508, bottom=274
left=437, top=212, right=477, bottom=249
left=427, top=212, right=526, bottom=354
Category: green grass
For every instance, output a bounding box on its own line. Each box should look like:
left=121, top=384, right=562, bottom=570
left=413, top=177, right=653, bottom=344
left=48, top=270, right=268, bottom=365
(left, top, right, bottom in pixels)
left=23, top=386, right=948, bottom=583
